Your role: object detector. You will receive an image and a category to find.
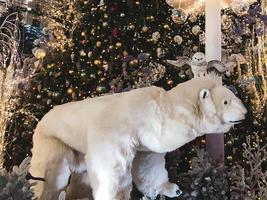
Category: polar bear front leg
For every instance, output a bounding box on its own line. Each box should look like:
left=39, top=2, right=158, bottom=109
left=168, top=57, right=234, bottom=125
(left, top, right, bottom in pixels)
left=85, top=142, right=134, bottom=200
left=132, top=151, right=182, bottom=198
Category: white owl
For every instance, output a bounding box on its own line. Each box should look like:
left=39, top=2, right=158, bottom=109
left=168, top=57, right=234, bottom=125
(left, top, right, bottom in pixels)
left=166, top=52, right=227, bottom=78
left=190, top=52, right=207, bottom=77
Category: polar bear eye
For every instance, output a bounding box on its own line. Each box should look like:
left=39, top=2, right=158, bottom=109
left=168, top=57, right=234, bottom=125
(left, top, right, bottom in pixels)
left=224, top=100, right=228, bottom=105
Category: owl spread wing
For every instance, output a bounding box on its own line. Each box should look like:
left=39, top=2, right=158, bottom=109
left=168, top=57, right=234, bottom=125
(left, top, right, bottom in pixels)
left=207, top=60, right=227, bottom=75
left=166, top=56, right=190, bottom=68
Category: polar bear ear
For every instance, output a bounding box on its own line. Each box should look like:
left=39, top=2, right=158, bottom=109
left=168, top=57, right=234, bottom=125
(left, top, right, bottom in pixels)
left=199, top=89, right=216, bottom=116
left=199, top=89, right=210, bottom=99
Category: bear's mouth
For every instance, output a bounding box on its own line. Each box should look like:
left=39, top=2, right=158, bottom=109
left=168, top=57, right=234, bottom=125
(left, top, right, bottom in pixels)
left=229, top=119, right=244, bottom=124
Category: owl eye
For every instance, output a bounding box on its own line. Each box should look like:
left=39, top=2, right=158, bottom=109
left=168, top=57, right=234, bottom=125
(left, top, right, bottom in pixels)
left=224, top=100, right=228, bottom=105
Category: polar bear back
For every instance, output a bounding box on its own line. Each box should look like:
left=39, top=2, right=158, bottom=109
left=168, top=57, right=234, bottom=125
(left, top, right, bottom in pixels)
left=35, top=86, right=166, bottom=153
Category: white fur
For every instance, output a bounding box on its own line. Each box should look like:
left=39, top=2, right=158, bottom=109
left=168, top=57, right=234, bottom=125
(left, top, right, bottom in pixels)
left=29, top=78, right=246, bottom=200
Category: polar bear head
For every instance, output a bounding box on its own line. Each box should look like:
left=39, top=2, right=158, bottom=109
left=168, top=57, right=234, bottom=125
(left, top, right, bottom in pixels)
left=198, top=85, right=247, bottom=134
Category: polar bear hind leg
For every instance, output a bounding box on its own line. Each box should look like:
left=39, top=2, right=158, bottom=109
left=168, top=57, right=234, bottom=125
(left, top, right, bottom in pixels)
left=132, top=152, right=182, bottom=198
left=30, top=131, right=74, bottom=200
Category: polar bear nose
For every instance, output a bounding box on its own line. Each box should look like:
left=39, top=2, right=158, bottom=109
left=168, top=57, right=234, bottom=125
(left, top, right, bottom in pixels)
left=176, top=189, right=182, bottom=196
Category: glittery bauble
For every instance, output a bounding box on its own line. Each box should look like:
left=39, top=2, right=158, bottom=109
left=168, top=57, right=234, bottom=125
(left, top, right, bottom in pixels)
left=129, top=59, right=139, bottom=67
left=163, top=24, right=170, bottom=30
left=67, top=88, right=74, bottom=95
left=192, top=25, right=201, bottom=35
left=221, top=15, right=232, bottom=30
left=142, top=26, right=148, bottom=32
left=102, top=22, right=108, bottom=27
left=80, top=50, right=86, bottom=57
left=88, top=51, right=92, bottom=57
left=116, top=42, right=122, bottom=47
left=128, top=24, right=135, bottom=30
left=189, top=14, right=197, bottom=22
left=166, top=0, right=198, bottom=11
left=199, top=32, right=205, bottom=44
left=94, top=59, right=102, bottom=65
left=81, top=32, right=86, bottom=36
left=171, top=9, right=187, bottom=25
left=232, top=2, right=249, bottom=16
left=32, top=48, right=46, bottom=59
left=173, top=35, right=183, bottom=44
left=96, top=41, right=102, bottom=47
left=152, top=31, right=160, bottom=42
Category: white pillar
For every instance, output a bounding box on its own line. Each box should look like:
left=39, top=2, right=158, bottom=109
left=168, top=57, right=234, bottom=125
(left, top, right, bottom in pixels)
left=205, top=0, right=225, bottom=166
left=205, top=0, right=222, bottom=61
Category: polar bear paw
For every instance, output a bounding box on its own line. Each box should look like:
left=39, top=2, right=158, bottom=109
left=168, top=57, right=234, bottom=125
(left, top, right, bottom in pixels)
left=160, top=182, right=182, bottom=198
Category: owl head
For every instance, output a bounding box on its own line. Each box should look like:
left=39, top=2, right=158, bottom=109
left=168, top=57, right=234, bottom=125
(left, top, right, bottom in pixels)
left=192, top=52, right=206, bottom=65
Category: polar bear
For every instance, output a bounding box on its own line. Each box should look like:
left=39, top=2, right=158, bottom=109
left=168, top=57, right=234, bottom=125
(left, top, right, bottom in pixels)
left=29, top=78, right=247, bottom=200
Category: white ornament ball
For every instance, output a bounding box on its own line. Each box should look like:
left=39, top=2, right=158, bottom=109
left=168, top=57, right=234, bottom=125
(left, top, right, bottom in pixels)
left=152, top=31, right=161, bottom=42
left=171, top=9, right=187, bottom=24
left=173, top=35, right=183, bottom=45
left=192, top=25, right=201, bottom=35
left=232, top=1, right=249, bottom=16
left=199, top=32, right=205, bottom=44
left=142, top=25, right=148, bottom=32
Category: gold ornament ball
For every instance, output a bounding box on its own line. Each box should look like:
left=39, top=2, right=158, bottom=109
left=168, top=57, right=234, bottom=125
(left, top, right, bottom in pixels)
left=116, top=42, right=122, bottom=48
left=67, top=88, right=74, bottom=95
left=94, top=59, right=102, bottom=65
left=81, top=31, right=86, bottom=36
left=129, top=59, right=139, bottom=67
left=167, top=79, right=173, bottom=86
left=33, top=48, right=47, bottom=59
left=80, top=50, right=86, bottom=57
left=96, top=41, right=102, bottom=47
left=163, top=24, right=170, bottom=30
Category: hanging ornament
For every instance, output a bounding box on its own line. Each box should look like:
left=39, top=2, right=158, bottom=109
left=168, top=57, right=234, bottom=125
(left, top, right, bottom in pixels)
left=199, top=32, right=205, bottom=44
left=80, top=50, right=86, bottom=57
left=152, top=31, right=161, bottom=42
left=221, top=14, right=232, bottom=30
left=166, top=0, right=198, bottom=12
left=142, top=25, right=148, bottom=32
left=96, top=41, right=102, bottom=47
left=116, top=42, right=122, bottom=48
left=231, top=1, right=250, bottom=16
left=173, top=35, right=183, bottom=44
left=189, top=14, right=197, bottom=22
left=94, top=59, right=102, bottom=65
left=88, top=51, right=92, bottom=57
left=32, top=48, right=46, bottom=59
left=102, top=22, right=108, bottom=27
left=67, top=88, right=74, bottom=95
left=192, top=25, right=201, bottom=35
left=171, top=8, right=188, bottom=24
